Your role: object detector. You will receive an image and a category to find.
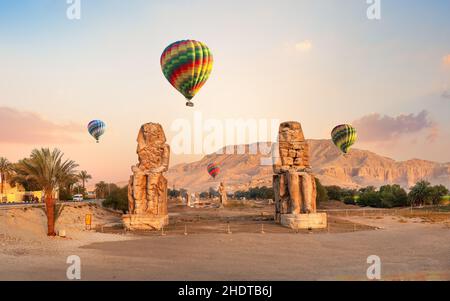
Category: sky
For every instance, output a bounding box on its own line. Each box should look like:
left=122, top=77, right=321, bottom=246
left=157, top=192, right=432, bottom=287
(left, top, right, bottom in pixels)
left=0, top=0, right=449, bottom=185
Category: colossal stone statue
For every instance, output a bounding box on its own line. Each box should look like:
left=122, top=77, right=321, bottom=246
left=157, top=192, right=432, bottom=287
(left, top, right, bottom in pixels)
left=218, top=182, right=228, bottom=208
left=272, top=121, right=327, bottom=229
left=123, top=123, right=170, bottom=230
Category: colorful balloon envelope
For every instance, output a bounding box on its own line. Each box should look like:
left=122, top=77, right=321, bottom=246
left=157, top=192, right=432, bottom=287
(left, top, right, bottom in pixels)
left=161, top=40, right=213, bottom=107
left=331, top=124, right=357, bottom=154
left=88, top=120, right=106, bottom=143
left=207, top=163, right=220, bottom=179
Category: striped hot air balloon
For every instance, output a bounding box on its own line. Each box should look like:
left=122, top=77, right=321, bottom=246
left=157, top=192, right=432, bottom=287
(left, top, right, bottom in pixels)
left=331, top=124, right=357, bottom=154
left=88, top=120, right=106, bottom=143
left=161, top=40, right=213, bottom=107
left=207, top=163, right=220, bottom=179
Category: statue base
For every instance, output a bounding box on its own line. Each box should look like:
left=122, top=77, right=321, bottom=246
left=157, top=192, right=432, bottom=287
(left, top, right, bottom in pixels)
left=122, top=214, right=169, bottom=231
left=280, top=213, right=327, bottom=230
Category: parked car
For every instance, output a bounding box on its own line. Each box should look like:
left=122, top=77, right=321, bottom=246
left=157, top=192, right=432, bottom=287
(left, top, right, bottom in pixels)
left=72, top=194, right=84, bottom=202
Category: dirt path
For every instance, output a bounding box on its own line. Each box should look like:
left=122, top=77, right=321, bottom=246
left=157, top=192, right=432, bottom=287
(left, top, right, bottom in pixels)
left=1, top=215, right=448, bottom=280
left=0, top=202, right=448, bottom=280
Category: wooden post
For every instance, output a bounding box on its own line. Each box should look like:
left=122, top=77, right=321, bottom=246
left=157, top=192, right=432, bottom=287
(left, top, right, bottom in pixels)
left=184, top=224, right=188, bottom=236
left=260, top=224, right=265, bottom=234
left=227, top=222, right=232, bottom=234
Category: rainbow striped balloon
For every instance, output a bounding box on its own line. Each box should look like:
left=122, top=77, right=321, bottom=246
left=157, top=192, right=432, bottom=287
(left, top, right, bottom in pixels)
left=161, top=40, right=213, bottom=107
left=331, top=124, right=357, bottom=154
left=88, top=120, right=106, bottom=143
left=207, top=163, right=220, bottom=179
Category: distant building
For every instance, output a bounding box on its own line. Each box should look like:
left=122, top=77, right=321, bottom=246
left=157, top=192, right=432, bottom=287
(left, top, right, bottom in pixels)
left=0, top=182, right=44, bottom=203
left=86, top=191, right=97, bottom=199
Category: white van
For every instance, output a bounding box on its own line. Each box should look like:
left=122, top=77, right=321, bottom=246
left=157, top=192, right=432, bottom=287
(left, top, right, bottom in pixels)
left=73, top=194, right=84, bottom=202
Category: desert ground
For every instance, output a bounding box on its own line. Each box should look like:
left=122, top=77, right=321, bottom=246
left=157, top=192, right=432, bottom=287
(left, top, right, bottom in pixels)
left=0, top=201, right=449, bottom=281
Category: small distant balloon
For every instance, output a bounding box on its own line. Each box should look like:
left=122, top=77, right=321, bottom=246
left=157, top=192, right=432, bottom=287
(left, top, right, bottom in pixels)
left=331, top=124, right=357, bottom=154
left=160, top=39, right=214, bottom=107
left=207, top=163, right=220, bottom=179
left=88, top=120, right=106, bottom=143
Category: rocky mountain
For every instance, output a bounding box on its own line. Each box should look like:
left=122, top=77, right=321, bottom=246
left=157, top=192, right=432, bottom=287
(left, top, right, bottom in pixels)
left=166, top=140, right=450, bottom=193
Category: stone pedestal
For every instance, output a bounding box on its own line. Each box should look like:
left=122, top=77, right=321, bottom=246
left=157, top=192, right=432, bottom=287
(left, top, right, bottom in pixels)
left=280, top=213, right=327, bottom=230
left=123, top=214, right=169, bottom=231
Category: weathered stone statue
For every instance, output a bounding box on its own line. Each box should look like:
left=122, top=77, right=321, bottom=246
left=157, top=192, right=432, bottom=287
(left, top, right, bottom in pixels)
left=123, top=123, right=170, bottom=230
left=218, top=182, right=228, bottom=207
left=272, top=121, right=327, bottom=229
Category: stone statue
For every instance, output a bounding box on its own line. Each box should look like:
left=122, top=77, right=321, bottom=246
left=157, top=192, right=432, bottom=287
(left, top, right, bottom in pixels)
left=218, top=182, right=228, bottom=207
left=272, top=122, right=326, bottom=229
left=123, top=123, right=170, bottom=230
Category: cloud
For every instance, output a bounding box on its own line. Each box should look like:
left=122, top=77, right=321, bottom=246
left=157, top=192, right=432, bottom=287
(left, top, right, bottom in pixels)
left=0, top=107, right=84, bottom=144
left=353, top=110, right=438, bottom=143
left=295, top=40, right=312, bottom=52
left=443, top=54, right=450, bottom=66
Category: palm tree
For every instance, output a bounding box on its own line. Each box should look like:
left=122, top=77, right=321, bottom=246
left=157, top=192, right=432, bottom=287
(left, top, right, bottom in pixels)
left=78, top=170, right=92, bottom=192
left=14, top=148, right=78, bottom=236
left=95, top=181, right=108, bottom=199
left=0, top=157, right=13, bottom=195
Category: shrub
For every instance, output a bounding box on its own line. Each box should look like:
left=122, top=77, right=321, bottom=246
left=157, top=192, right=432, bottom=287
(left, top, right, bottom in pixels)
left=102, top=186, right=128, bottom=213
left=343, top=195, right=356, bottom=205
left=315, top=178, right=329, bottom=204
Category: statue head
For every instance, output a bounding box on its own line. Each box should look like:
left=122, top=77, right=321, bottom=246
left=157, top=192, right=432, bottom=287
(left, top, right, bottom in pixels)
left=141, top=123, right=166, bottom=145
left=278, top=121, right=304, bottom=142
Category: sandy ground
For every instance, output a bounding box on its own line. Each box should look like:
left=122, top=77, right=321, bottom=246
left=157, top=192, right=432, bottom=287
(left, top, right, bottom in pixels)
left=0, top=202, right=449, bottom=281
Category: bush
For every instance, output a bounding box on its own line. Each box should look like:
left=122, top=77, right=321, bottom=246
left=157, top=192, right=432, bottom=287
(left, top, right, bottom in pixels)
left=428, top=185, right=449, bottom=205
left=315, top=178, right=329, bottom=204
left=233, top=186, right=273, bottom=200
left=343, top=195, right=356, bottom=205
left=325, top=185, right=343, bottom=201
left=359, top=190, right=381, bottom=208
left=102, top=186, right=128, bottom=213
left=379, top=185, right=408, bottom=207
left=58, top=188, right=72, bottom=201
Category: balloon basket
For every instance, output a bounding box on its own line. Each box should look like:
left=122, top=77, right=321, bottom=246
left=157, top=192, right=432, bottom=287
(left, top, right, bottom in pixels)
left=186, top=101, right=194, bottom=107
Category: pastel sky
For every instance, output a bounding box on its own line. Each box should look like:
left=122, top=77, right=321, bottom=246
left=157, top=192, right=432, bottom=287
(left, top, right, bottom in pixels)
left=0, top=0, right=449, bottom=185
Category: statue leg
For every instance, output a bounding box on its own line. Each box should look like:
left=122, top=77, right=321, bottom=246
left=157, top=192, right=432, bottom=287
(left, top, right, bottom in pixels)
left=128, top=176, right=134, bottom=214
left=287, top=171, right=301, bottom=214
left=301, top=173, right=313, bottom=213
left=133, top=172, right=147, bottom=214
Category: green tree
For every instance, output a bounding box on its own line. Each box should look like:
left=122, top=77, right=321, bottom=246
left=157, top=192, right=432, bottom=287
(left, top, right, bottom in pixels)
left=408, top=180, right=432, bottom=206
left=95, top=181, right=108, bottom=199
left=379, top=184, right=408, bottom=207
left=13, top=148, right=78, bottom=236
left=77, top=170, right=92, bottom=192
left=103, top=186, right=128, bottom=213
left=428, top=185, right=449, bottom=205
left=0, top=157, right=14, bottom=195
left=359, top=190, right=381, bottom=208
left=315, top=178, right=329, bottom=204
left=325, top=185, right=343, bottom=200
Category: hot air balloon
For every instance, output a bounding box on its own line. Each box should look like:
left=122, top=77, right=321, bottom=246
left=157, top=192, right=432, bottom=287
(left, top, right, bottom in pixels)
left=88, top=120, right=106, bottom=143
left=331, top=124, right=357, bottom=154
left=161, top=40, right=213, bottom=107
left=207, top=163, right=220, bottom=179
